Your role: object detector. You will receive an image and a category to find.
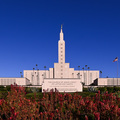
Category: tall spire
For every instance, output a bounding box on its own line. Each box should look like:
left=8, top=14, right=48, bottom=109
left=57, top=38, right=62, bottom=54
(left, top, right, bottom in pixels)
left=61, top=24, right=62, bottom=28
left=58, top=25, right=65, bottom=64
left=60, top=24, right=64, bottom=40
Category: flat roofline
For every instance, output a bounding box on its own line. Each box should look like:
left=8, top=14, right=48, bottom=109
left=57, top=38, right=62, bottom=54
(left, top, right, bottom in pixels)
left=44, top=78, right=81, bottom=79
left=0, top=77, right=24, bottom=78
left=24, top=69, right=99, bottom=71
left=98, top=78, right=120, bottom=79
left=24, top=70, right=49, bottom=71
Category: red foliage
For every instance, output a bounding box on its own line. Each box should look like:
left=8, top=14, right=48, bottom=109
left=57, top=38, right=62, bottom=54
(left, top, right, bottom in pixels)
left=0, top=85, right=120, bottom=119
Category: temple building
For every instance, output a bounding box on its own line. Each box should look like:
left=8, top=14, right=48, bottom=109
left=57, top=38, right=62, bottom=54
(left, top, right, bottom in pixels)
left=23, top=26, right=99, bottom=87
left=1, top=26, right=119, bottom=88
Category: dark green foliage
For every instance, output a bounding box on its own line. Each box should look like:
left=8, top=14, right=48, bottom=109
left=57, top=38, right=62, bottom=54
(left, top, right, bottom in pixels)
left=78, top=114, right=95, bottom=120
left=38, top=88, right=42, bottom=92
left=113, top=86, right=120, bottom=92
left=25, top=92, right=95, bottom=100
left=78, top=92, right=95, bottom=97
left=0, top=91, right=8, bottom=99
left=5, top=86, right=11, bottom=91
left=25, top=87, right=32, bottom=93
left=30, top=87, right=39, bottom=93
left=26, top=92, right=43, bottom=99
left=0, top=86, right=5, bottom=91
left=83, top=88, right=88, bottom=92
left=87, top=114, right=95, bottom=120
left=25, top=87, right=42, bottom=93
left=98, top=86, right=120, bottom=93
left=25, top=93, right=35, bottom=99
left=88, top=87, right=98, bottom=92
left=79, top=115, right=85, bottom=120
left=107, top=87, right=114, bottom=93
left=98, top=87, right=107, bottom=93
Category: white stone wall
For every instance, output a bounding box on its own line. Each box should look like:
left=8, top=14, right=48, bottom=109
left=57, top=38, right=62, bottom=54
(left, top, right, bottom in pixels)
left=49, top=68, right=53, bottom=78
left=23, top=69, right=99, bottom=86
left=54, top=63, right=70, bottom=78
left=24, top=70, right=50, bottom=85
left=42, top=78, right=83, bottom=92
left=0, top=78, right=30, bottom=86
left=98, top=78, right=120, bottom=86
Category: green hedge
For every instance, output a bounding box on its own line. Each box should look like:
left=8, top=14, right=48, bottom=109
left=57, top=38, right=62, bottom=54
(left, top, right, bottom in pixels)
left=0, top=86, right=6, bottom=91
left=25, top=87, right=42, bottom=93
left=98, top=87, right=107, bottom=93
left=5, top=86, right=11, bottom=91
left=98, top=86, right=120, bottom=93
left=26, top=92, right=43, bottom=99
left=107, top=87, right=114, bottom=93
left=78, top=92, right=95, bottom=98
left=83, top=88, right=88, bottom=92
left=113, top=86, right=120, bottom=92
left=0, top=91, right=8, bottom=99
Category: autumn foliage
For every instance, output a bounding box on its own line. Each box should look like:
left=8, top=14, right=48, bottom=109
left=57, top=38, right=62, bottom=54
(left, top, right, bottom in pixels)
left=0, top=85, right=120, bottom=120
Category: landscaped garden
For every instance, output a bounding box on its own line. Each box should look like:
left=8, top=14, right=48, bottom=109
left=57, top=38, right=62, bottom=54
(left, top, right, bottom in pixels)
left=1, top=85, right=120, bottom=119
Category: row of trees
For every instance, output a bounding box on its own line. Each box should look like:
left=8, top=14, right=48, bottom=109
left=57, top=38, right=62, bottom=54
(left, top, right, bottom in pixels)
left=78, top=65, right=102, bottom=78
left=20, top=64, right=47, bottom=78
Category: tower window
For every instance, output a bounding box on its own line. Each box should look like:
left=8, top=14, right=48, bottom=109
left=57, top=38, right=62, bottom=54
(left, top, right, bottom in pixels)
left=61, top=44, right=63, bottom=45
left=61, top=62, right=63, bottom=64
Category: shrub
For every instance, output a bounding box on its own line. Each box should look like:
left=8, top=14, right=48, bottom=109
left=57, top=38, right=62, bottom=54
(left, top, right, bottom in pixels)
left=1, top=85, right=120, bottom=120
left=115, top=91, right=120, bottom=98
left=98, top=87, right=107, bottom=93
left=5, top=86, right=11, bottom=91
left=113, top=86, right=120, bottom=92
left=88, top=87, right=98, bottom=93
left=38, top=87, right=42, bottom=92
left=30, top=87, right=39, bottom=93
left=107, top=87, right=114, bottom=93
left=83, top=88, right=88, bottom=92
left=78, top=92, right=95, bottom=97
left=25, top=87, right=32, bottom=93
left=25, top=87, right=41, bottom=93
left=0, top=86, right=5, bottom=91
left=0, top=91, right=8, bottom=99
left=26, top=92, right=43, bottom=99
left=0, top=84, right=39, bottom=119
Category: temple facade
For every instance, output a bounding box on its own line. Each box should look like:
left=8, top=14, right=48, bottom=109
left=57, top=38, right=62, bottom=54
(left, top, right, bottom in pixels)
left=0, top=26, right=120, bottom=89
left=23, top=26, right=99, bottom=86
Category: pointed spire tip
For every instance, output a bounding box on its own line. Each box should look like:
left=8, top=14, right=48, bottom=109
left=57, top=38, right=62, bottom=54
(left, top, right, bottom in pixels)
left=61, top=24, right=63, bottom=29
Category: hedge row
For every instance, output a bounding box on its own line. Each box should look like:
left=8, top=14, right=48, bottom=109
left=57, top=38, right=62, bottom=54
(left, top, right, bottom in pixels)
left=98, top=86, right=120, bottom=93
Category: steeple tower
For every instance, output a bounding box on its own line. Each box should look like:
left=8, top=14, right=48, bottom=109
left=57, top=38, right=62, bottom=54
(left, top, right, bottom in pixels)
left=60, top=25, right=64, bottom=40
left=58, top=25, right=65, bottom=63
left=54, top=25, right=70, bottom=78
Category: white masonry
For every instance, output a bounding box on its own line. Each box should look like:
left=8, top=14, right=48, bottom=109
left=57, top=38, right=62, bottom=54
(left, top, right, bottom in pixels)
left=23, top=26, right=99, bottom=86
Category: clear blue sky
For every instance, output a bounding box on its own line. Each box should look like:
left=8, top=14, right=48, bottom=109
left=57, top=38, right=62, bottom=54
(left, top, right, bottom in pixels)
left=0, top=0, right=120, bottom=78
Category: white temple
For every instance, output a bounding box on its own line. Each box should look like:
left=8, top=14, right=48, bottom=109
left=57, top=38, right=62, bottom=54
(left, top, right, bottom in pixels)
left=23, top=25, right=99, bottom=88
left=1, top=26, right=119, bottom=89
